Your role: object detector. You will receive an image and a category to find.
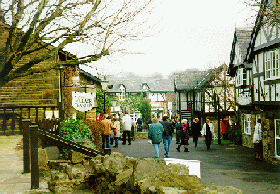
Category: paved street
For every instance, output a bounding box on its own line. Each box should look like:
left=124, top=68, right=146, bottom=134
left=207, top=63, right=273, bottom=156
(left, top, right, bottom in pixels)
left=113, top=137, right=280, bottom=194
left=1, top=135, right=280, bottom=194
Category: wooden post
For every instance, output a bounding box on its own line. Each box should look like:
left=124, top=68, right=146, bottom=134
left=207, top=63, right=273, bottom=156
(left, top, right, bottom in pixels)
left=11, top=108, right=15, bottom=134
left=30, top=125, right=39, bottom=189
left=2, top=108, right=7, bottom=134
left=22, top=119, right=31, bottom=173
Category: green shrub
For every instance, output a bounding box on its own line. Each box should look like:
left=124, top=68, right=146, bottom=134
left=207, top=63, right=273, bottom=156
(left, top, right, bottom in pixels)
left=228, top=124, right=242, bottom=145
left=59, top=118, right=96, bottom=158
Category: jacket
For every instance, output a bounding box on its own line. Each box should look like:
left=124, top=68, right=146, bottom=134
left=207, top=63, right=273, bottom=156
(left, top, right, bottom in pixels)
left=101, top=119, right=113, bottom=135
left=113, top=121, right=121, bottom=137
left=148, top=122, right=164, bottom=144
left=201, top=122, right=214, bottom=136
left=161, top=120, right=173, bottom=136
left=122, top=114, right=132, bottom=131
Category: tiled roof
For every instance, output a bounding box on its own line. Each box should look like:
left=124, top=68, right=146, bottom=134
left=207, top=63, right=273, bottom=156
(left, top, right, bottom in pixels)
left=105, top=75, right=174, bottom=93
left=235, top=28, right=252, bottom=62
left=174, top=69, right=214, bottom=91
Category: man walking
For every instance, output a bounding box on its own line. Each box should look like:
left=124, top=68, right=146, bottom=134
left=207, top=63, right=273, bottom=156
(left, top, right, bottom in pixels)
left=122, top=113, right=132, bottom=145
left=201, top=118, right=214, bottom=150
left=161, top=116, right=173, bottom=158
left=191, top=118, right=201, bottom=148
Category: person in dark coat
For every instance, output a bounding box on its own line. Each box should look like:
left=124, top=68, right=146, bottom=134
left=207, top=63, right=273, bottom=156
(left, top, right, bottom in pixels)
left=175, top=118, right=182, bottom=144
left=191, top=118, right=201, bottom=148
left=161, top=116, right=173, bottom=158
left=148, top=118, right=164, bottom=158
left=176, top=119, right=190, bottom=152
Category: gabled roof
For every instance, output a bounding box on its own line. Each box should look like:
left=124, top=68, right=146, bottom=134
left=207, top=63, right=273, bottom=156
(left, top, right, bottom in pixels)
left=78, top=68, right=101, bottom=83
left=245, top=0, right=266, bottom=63
left=228, top=28, right=252, bottom=76
left=174, top=69, right=213, bottom=91
left=229, top=28, right=252, bottom=65
left=105, top=75, right=174, bottom=93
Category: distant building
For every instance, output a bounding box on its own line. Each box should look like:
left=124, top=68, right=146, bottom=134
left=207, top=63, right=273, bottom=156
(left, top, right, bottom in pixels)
left=105, top=74, right=175, bottom=122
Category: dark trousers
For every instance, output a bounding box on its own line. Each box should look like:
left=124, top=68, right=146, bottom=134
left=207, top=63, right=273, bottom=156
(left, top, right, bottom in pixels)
left=205, top=134, right=212, bottom=150
left=176, top=130, right=181, bottom=143
left=122, top=131, right=131, bottom=144
left=193, top=137, right=198, bottom=148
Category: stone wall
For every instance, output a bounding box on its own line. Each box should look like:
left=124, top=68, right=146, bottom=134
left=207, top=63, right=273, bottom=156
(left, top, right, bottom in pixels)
left=41, top=152, right=242, bottom=194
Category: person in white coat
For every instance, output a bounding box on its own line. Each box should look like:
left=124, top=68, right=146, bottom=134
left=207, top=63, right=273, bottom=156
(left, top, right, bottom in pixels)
left=113, top=117, right=121, bottom=148
left=253, top=119, right=263, bottom=161
left=122, top=113, right=132, bottom=145
left=201, top=118, right=214, bottom=150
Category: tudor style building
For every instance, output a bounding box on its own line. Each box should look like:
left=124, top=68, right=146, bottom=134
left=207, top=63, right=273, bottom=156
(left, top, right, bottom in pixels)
left=174, top=66, right=235, bottom=137
left=105, top=74, right=175, bottom=122
left=229, top=0, right=280, bottom=162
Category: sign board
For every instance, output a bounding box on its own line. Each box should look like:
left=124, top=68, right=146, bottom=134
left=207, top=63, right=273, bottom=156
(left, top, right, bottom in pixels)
left=72, top=91, right=96, bottom=112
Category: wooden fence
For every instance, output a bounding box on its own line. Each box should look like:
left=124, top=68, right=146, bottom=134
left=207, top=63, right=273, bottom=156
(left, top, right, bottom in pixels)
left=0, top=106, right=60, bottom=135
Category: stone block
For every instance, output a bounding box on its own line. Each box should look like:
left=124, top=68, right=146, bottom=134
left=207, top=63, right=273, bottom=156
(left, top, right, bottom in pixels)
left=68, top=150, right=86, bottom=164
left=45, top=146, right=60, bottom=160
left=38, top=148, right=48, bottom=166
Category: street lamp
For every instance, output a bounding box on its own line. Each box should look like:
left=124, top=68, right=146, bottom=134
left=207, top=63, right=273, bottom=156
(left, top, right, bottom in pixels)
left=213, top=87, right=222, bottom=145
left=101, top=80, right=113, bottom=114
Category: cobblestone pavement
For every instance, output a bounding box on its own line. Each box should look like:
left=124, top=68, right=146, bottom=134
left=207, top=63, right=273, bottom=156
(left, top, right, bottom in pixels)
left=1, top=135, right=280, bottom=194
left=113, top=137, right=280, bottom=194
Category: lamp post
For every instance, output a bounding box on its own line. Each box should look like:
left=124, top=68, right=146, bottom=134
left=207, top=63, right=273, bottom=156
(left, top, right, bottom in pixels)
left=213, top=88, right=222, bottom=145
left=100, top=80, right=113, bottom=114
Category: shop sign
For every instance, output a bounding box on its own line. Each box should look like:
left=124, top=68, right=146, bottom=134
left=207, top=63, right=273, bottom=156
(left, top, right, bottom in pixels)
left=72, top=91, right=96, bottom=112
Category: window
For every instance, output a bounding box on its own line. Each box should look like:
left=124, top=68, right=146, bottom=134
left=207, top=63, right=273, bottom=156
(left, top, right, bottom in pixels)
left=244, top=114, right=251, bottom=135
left=236, top=68, right=246, bottom=86
left=265, top=50, right=280, bottom=79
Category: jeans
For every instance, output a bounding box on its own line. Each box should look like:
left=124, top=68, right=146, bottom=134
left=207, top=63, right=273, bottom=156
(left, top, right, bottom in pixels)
left=163, top=135, right=172, bottom=157
left=114, top=137, right=120, bottom=147
left=102, top=135, right=111, bottom=149
left=153, top=143, right=160, bottom=158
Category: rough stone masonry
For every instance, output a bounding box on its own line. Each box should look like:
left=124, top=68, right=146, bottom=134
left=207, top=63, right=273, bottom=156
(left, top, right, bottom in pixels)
left=43, top=151, right=242, bottom=194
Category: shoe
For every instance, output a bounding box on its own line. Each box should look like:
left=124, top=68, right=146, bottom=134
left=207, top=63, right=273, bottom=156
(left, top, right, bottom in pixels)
left=164, top=153, right=169, bottom=158
left=128, top=143, right=131, bottom=145
left=184, top=148, right=190, bottom=152
left=176, top=147, right=180, bottom=152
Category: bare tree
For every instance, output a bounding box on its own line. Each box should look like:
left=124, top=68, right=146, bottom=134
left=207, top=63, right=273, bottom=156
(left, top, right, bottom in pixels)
left=243, top=0, right=280, bottom=25
left=0, top=0, right=158, bottom=87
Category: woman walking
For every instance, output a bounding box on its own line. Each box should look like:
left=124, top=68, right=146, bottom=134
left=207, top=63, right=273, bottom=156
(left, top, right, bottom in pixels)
left=113, top=117, right=121, bottom=148
left=253, top=119, right=263, bottom=161
left=148, top=118, right=164, bottom=158
left=176, top=119, right=190, bottom=152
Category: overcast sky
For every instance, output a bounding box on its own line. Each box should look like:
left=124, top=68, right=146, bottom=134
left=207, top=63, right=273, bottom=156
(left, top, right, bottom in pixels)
left=80, top=0, right=257, bottom=77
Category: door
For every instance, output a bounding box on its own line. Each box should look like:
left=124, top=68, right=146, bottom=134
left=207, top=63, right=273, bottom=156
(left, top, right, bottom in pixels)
left=275, top=119, right=280, bottom=158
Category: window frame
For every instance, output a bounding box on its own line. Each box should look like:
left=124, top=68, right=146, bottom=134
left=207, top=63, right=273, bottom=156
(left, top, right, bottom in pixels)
left=265, top=50, right=280, bottom=80
left=244, top=114, right=252, bottom=135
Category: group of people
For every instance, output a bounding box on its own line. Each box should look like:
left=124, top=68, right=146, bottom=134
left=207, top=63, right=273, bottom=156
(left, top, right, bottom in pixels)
left=98, top=113, right=133, bottom=149
left=148, top=116, right=215, bottom=158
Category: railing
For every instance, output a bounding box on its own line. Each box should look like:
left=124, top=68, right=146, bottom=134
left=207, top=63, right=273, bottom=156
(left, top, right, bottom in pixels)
left=0, top=105, right=59, bottom=135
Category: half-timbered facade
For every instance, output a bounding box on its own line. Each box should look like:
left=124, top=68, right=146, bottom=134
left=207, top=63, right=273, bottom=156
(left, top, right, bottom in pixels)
left=228, top=28, right=254, bottom=147
left=230, top=0, right=280, bottom=162
left=175, top=66, right=235, bottom=135
left=105, top=75, right=175, bottom=121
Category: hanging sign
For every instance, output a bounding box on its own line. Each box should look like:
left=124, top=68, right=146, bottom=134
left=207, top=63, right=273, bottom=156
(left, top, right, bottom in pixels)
left=72, top=91, right=96, bottom=112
